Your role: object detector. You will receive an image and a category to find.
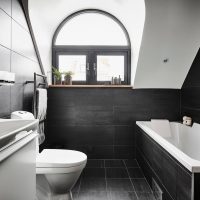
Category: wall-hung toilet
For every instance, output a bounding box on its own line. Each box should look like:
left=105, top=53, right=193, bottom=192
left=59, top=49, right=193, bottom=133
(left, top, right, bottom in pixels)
left=11, top=111, right=87, bottom=200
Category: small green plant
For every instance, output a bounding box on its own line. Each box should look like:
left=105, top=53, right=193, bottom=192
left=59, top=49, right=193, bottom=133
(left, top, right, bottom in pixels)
left=63, top=71, right=74, bottom=77
left=52, top=67, right=62, bottom=80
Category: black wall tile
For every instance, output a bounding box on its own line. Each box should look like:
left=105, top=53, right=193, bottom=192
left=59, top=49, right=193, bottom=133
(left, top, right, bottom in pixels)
left=46, top=125, right=114, bottom=146
left=114, top=126, right=135, bottom=145
left=45, top=88, right=180, bottom=159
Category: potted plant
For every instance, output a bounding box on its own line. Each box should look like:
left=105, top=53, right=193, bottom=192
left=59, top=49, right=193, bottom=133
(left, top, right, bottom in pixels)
left=63, top=71, right=74, bottom=85
left=52, top=67, right=62, bottom=85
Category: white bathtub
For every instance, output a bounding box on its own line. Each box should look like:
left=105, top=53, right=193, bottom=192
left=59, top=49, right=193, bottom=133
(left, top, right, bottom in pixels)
left=136, top=120, right=200, bottom=173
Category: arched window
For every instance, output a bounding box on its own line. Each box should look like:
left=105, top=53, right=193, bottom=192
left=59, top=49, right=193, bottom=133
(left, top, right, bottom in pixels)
left=52, top=9, right=131, bottom=85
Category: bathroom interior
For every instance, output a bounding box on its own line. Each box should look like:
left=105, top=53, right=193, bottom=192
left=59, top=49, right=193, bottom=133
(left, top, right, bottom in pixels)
left=0, top=0, right=200, bottom=200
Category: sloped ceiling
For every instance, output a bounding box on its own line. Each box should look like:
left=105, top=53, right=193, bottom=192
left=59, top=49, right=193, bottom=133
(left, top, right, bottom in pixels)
left=28, top=0, right=200, bottom=88
left=134, top=0, right=200, bottom=88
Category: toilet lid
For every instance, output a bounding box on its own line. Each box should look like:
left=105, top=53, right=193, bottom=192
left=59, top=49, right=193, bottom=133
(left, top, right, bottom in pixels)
left=36, top=149, right=87, bottom=168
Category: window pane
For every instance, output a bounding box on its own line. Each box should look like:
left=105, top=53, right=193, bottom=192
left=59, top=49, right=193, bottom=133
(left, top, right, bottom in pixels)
left=58, top=55, right=86, bottom=81
left=55, top=13, right=128, bottom=46
left=97, top=55, right=124, bottom=81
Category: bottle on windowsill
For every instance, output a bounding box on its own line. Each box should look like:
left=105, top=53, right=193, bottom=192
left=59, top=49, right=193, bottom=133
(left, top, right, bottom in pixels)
left=118, top=75, right=121, bottom=85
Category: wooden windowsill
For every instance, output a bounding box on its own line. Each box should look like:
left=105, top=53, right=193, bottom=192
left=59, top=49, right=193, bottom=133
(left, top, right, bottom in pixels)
left=49, top=85, right=133, bottom=88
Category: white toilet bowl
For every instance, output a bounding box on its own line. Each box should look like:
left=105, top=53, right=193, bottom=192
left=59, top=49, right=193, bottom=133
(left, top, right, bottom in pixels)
left=11, top=111, right=87, bottom=200
left=36, top=149, right=87, bottom=199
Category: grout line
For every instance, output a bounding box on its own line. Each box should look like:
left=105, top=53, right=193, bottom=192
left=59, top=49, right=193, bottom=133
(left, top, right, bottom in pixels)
left=0, top=43, right=39, bottom=64
left=104, top=160, right=111, bottom=200
left=123, top=160, right=139, bottom=200
left=12, top=18, right=29, bottom=33
left=0, top=7, right=11, bottom=18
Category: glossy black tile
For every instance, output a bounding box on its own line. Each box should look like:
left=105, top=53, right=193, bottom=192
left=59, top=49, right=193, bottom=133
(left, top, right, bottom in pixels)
left=128, top=168, right=144, bottom=178
left=107, top=179, right=134, bottom=191
left=131, top=179, right=151, bottom=193
left=106, top=168, right=129, bottom=178
left=105, top=160, right=125, bottom=168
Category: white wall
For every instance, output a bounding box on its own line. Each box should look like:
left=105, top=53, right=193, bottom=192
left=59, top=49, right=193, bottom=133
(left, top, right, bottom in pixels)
left=134, top=0, right=200, bottom=88
left=29, top=0, right=145, bottom=84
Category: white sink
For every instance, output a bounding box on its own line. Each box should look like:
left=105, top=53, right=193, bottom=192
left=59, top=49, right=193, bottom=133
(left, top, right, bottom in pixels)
left=0, top=119, right=39, bottom=149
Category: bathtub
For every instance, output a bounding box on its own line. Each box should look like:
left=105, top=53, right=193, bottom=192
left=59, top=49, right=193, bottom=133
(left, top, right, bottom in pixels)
left=136, top=120, right=200, bottom=173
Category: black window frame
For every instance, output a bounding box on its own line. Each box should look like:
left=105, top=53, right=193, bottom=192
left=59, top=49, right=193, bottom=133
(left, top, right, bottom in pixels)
left=52, top=9, right=131, bottom=85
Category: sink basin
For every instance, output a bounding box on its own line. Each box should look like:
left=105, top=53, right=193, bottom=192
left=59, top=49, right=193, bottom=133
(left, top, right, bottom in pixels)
left=0, top=119, right=39, bottom=149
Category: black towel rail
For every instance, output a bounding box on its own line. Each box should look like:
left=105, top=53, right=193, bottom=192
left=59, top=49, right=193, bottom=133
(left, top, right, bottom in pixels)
left=25, top=72, right=48, bottom=117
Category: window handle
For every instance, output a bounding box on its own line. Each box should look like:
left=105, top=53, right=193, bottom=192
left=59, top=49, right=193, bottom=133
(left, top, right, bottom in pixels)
left=86, top=63, right=90, bottom=71
left=93, top=63, right=96, bottom=76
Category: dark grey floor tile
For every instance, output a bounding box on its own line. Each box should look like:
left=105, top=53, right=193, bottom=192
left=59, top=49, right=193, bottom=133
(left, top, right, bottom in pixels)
left=80, top=178, right=106, bottom=192
left=78, top=191, right=109, bottom=200
left=128, top=168, right=144, bottom=178
left=83, top=168, right=105, bottom=178
left=105, top=160, right=125, bottom=168
left=125, top=159, right=139, bottom=167
left=86, top=160, right=105, bottom=168
left=109, top=191, right=138, bottom=200
left=136, top=192, right=155, bottom=200
left=131, top=179, right=152, bottom=193
left=106, top=168, right=129, bottom=178
left=107, top=179, right=134, bottom=192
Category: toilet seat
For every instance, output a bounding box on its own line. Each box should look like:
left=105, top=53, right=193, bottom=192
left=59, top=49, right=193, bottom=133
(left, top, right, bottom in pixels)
left=36, top=149, right=87, bottom=168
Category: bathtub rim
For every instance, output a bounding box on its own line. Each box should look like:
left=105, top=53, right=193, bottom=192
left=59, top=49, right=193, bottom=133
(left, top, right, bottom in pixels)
left=136, top=121, right=200, bottom=173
